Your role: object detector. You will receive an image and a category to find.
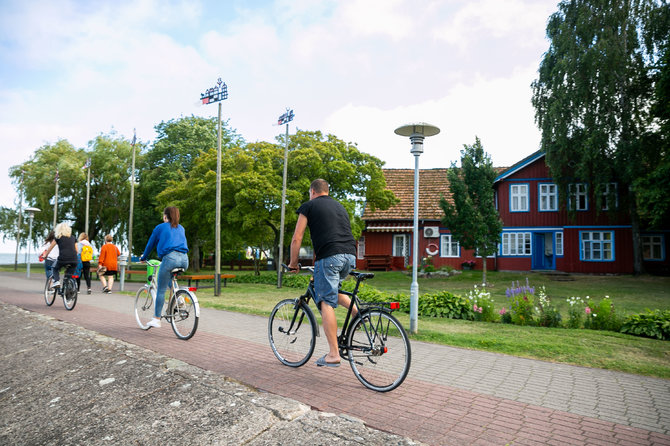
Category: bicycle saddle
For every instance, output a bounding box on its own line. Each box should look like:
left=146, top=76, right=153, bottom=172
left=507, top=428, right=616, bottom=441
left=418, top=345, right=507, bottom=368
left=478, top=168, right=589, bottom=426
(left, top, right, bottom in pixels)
left=350, top=271, right=375, bottom=280
left=171, top=267, right=185, bottom=275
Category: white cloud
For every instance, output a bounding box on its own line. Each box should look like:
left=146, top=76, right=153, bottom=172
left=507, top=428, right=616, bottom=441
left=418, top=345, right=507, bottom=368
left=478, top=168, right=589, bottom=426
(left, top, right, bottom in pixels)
left=432, top=0, right=553, bottom=50
left=323, top=64, right=541, bottom=169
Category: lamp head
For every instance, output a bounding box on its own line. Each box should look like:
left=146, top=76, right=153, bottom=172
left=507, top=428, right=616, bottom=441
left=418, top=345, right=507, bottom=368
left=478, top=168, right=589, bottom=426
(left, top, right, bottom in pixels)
left=394, top=122, right=440, bottom=155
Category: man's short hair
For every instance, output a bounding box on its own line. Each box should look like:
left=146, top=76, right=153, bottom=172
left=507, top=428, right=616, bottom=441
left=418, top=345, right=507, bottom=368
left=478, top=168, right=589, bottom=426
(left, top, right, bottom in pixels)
left=310, top=179, right=329, bottom=194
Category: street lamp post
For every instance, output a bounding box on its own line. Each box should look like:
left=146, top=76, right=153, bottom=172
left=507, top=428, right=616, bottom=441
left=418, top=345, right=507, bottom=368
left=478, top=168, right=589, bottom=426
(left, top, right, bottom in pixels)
left=394, top=123, right=440, bottom=334
left=200, top=78, right=228, bottom=296
left=24, top=207, right=41, bottom=279
left=276, top=108, right=294, bottom=288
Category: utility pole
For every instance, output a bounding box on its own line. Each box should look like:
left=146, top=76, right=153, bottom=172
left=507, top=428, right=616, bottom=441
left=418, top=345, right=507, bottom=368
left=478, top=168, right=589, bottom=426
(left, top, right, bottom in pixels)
left=53, top=169, right=59, bottom=228
left=276, top=108, right=294, bottom=288
left=128, top=130, right=137, bottom=264
left=200, top=78, right=228, bottom=296
left=84, top=158, right=91, bottom=234
left=13, top=172, right=24, bottom=271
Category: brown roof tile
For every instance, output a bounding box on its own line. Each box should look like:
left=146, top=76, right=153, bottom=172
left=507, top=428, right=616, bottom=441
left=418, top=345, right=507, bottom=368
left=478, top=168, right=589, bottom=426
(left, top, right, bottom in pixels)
left=363, top=169, right=452, bottom=221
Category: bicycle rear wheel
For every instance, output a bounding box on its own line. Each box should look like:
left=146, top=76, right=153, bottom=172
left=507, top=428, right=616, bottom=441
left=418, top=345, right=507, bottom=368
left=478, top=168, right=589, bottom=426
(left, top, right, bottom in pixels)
left=169, top=289, right=199, bottom=340
left=62, top=278, right=77, bottom=311
left=134, top=286, right=154, bottom=329
left=44, top=277, right=56, bottom=306
left=268, top=299, right=317, bottom=367
left=347, top=310, right=411, bottom=392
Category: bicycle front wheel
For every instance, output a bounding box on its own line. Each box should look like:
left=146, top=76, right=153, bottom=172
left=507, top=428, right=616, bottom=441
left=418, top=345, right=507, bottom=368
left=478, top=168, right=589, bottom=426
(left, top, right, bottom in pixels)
left=62, top=278, right=77, bottom=311
left=44, top=277, right=56, bottom=306
left=169, top=289, right=199, bottom=340
left=134, top=286, right=154, bottom=329
left=268, top=299, right=317, bottom=367
left=347, top=310, right=411, bottom=392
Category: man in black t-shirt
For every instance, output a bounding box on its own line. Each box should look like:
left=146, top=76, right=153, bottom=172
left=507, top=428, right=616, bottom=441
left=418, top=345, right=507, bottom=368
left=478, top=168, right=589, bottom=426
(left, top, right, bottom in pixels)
left=288, top=179, right=357, bottom=368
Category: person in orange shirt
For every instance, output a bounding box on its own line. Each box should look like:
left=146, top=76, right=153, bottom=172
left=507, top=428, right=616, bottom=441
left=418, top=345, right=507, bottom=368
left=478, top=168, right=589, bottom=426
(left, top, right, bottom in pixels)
left=98, top=234, right=120, bottom=294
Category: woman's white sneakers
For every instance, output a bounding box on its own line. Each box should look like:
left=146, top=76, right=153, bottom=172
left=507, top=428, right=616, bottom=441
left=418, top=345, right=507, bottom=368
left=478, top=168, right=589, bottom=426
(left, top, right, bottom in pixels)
left=146, top=318, right=161, bottom=329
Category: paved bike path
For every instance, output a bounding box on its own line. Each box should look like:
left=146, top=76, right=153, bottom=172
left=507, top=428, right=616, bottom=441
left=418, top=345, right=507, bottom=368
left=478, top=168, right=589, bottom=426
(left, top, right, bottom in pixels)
left=1, top=272, right=669, bottom=446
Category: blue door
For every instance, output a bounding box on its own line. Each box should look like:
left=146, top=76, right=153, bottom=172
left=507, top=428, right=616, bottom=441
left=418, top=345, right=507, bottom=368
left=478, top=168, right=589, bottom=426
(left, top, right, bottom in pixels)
left=532, top=233, right=555, bottom=270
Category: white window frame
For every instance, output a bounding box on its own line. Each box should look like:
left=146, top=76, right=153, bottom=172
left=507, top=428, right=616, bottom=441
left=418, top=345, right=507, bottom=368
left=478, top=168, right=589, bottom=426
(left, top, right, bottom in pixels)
left=580, top=231, right=614, bottom=261
left=439, top=234, right=459, bottom=257
left=501, top=232, right=531, bottom=256
left=510, top=184, right=529, bottom=212
left=568, top=183, right=588, bottom=211
left=642, top=235, right=664, bottom=261
left=539, top=183, right=558, bottom=211
left=357, top=236, right=365, bottom=259
left=601, top=183, right=618, bottom=211
left=393, top=234, right=407, bottom=257
left=555, top=232, right=564, bottom=256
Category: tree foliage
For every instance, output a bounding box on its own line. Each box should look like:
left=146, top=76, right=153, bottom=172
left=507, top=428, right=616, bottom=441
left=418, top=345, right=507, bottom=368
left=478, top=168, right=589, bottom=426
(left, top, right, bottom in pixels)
left=159, top=129, right=397, bottom=271
left=531, top=0, right=668, bottom=273
left=2, top=135, right=135, bottom=250
left=133, top=116, right=244, bottom=267
left=440, top=137, right=502, bottom=284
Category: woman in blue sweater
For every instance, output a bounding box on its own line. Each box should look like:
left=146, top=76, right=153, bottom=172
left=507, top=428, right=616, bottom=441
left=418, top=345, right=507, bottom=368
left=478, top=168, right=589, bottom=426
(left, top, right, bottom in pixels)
left=139, top=206, right=189, bottom=329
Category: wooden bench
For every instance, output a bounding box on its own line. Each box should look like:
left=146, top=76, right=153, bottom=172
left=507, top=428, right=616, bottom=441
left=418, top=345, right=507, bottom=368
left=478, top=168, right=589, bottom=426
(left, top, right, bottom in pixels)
left=180, top=274, right=237, bottom=289
left=364, top=255, right=392, bottom=271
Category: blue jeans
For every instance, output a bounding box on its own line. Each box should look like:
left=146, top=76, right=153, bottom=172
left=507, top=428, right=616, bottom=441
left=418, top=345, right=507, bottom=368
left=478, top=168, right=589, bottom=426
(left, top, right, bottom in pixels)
left=313, top=254, right=356, bottom=309
left=45, top=259, right=55, bottom=278
left=155, top=251, right=189, bottom=318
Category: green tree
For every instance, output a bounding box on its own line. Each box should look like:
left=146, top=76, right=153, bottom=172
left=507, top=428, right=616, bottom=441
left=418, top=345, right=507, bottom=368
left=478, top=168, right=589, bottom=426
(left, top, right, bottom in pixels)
left=531, top=0, right=668, bottom=274
left=133, top=116, right=243, bottom=269
left=2, top=135, right=137, bottom=252
left=159, top=129, right=397, bottom=273
left=440, top=137, right=502, bottom=285
left=4, top=140, right=85, bottom=247
left=635, top=13, right=670, bottom=229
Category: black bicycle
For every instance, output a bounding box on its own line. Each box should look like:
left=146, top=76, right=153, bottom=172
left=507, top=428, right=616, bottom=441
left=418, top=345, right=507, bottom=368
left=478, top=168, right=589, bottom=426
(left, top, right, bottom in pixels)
left=44, top=268, right=78, bottom=311
left=268, top=265, right=411, bottom=392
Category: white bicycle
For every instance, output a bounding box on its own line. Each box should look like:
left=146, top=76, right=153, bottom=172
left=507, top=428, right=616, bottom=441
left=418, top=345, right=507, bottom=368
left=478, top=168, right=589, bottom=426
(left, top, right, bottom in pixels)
left=134, top=260, right=200, bottom=340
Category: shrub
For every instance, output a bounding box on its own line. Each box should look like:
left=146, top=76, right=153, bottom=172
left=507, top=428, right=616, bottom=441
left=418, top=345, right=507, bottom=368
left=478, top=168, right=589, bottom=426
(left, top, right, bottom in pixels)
left=506, top=279, right=535, bottom=325
left=417, top=291, right=472, bottom=319
left=535, top=286, right=562, bottom=328
left=565, top=296, right=585, bottom=328
left=584, top=296, right=622, bottom=331
left=499, top=307, right=512, bottom=324
left=621, top=310, right=670, bottom=340
left=467, top=285, right=497, bottom=322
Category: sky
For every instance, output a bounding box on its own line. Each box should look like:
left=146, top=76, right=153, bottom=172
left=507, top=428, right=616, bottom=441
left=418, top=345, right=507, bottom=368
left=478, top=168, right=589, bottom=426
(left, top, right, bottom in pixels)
left=0, top=0, right=560, bottom=252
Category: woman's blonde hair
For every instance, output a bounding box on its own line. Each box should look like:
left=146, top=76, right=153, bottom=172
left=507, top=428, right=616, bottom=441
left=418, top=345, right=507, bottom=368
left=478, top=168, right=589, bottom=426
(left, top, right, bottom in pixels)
left=54, top=222, right=72, bottom=239
left=78, top=232, right=89, bottom=242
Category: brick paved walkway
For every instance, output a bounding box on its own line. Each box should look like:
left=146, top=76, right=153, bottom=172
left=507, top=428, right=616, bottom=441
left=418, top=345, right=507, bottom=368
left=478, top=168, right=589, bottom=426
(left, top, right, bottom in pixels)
left=1, top=272, right=669, bottom=446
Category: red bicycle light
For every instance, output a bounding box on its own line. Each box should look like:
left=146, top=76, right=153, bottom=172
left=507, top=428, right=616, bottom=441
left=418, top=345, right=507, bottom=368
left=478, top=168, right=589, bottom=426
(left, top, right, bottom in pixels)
left=383, top=346, right=388, bottom=353
left=389, top=302, right=400, bottom=310
left=188, top=287, right=197, bottom=292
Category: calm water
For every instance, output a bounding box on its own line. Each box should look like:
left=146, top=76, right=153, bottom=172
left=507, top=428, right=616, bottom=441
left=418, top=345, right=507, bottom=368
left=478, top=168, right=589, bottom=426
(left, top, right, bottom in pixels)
left=0, top=252, right=39, bottom=265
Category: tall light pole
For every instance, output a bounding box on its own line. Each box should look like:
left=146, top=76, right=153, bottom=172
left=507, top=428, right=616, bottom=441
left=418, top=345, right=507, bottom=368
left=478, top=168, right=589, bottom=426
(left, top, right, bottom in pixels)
left=84, top=158, right=91, bottom=234
left=200, top=78, right=228, bottom=296
left=394, top=123, right=440, bottom=334
left=13, top=171, right=24, bottom=271
left=53, top=169, right=59, bottom=228
left=128, top=130, right=137, bottom=264
left=25, top=207, right=41, bottom=279
left=276, top=108, right=294, bottom=288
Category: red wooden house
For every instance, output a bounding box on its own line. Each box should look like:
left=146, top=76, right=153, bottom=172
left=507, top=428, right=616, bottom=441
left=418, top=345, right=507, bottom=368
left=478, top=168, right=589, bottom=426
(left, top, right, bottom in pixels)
left=357, top=152, right=669, bottom=274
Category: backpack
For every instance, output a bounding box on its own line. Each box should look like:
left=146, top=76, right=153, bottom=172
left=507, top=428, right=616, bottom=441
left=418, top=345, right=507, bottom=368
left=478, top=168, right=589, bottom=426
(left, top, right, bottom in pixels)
left=81, top=244, right=93, bottom=262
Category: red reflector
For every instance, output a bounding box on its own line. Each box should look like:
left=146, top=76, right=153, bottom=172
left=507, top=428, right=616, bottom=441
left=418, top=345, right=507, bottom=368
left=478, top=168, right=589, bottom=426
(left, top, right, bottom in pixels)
left=389, top=302, right=399, bottom=310
left=383, top=346, right=388, bottom=353
left=188, top=287, right=197, bottom=292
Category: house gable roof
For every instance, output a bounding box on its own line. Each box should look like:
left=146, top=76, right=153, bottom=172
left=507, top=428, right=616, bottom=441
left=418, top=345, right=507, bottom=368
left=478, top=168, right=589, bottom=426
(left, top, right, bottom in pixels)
left=363, top=168, right=451, bottom=221
left=494, top=150, right=544, bottom=183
